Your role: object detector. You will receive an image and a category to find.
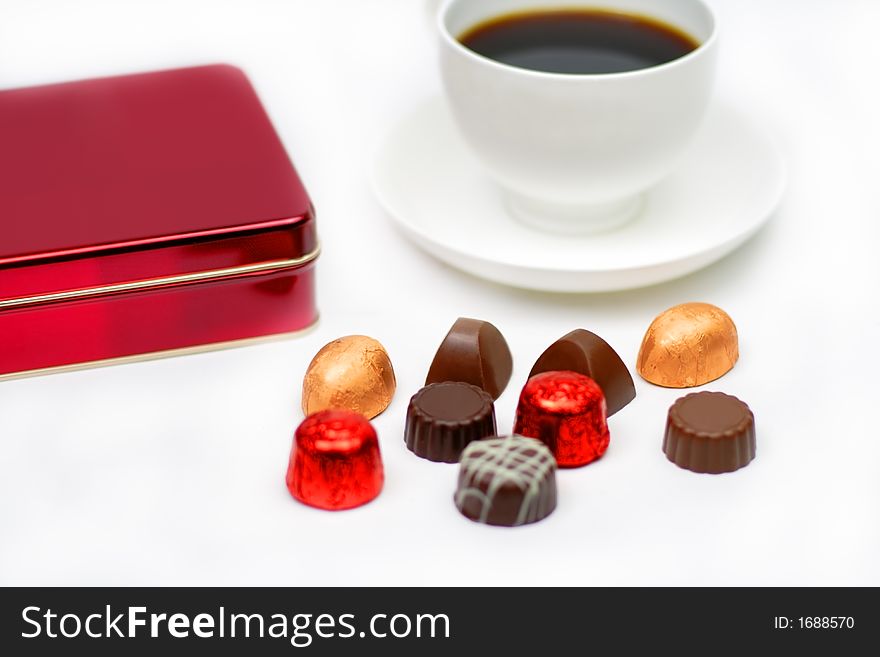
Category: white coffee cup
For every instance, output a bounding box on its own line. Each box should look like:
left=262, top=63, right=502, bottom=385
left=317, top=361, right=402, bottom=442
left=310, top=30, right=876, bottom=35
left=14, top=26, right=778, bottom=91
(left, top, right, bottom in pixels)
left=438, top=0, right=718, bottom=233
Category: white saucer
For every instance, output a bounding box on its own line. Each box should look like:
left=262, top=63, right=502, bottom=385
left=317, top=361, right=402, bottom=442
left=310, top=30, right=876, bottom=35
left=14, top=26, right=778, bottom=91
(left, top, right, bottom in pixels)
left=371, top=97, right=786, bottom=293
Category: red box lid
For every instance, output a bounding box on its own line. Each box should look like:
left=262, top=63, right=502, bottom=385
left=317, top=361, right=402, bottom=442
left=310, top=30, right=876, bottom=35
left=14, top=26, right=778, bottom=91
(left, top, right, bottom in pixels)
left=0, top=65, right=317, bottom=303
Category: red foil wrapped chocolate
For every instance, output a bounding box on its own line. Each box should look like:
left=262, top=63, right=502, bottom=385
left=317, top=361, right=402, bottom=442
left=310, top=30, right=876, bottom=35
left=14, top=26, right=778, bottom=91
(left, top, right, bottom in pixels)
left=513, top=371, right=610, bottom=468
left=286, top=410, right=384, bottom=511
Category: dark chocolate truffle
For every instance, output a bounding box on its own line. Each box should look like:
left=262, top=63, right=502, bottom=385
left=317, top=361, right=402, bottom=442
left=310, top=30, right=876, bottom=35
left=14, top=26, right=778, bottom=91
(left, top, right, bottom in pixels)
left=663, top=391, right=756, bottom=474
left=529, top=329, right=635, bottom=416
left=405, top=382, right=496, bottom=463
left=426, top=318, right=513, bottom=400
left=455, top=435, right=557, bottom=527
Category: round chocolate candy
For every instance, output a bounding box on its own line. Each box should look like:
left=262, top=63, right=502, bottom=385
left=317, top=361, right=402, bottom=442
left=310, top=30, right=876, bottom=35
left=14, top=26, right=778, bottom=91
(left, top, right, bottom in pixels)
left=513, top=371, right=609, bottom=468
left=530, top=329, right=635, bottom=416
left=426, top=317, right=513, bottom=400
left=455, top=435, right=557, bottom=527
left=302, top=335, right=396, bottom=419
left=404, top=382, right=496, bottom=463
left=286, top=410, right=384, bottom=510
left=663, top=391, right=756, bottom=474
left=637, top=302, right=738, bottom=388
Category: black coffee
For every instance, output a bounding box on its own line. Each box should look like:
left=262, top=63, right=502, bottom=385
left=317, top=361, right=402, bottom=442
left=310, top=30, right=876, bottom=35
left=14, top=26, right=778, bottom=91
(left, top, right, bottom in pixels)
left=458, top=9, right=699, bottom=75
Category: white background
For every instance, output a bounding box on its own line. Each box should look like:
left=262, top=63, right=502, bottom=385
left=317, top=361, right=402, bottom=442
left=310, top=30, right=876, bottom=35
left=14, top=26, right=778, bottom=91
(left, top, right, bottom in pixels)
left=0, top=0, right=878, bottom=586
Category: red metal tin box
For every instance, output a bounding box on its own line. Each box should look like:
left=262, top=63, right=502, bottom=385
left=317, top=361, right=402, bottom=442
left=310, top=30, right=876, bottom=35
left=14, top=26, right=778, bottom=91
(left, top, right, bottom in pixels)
left=0, top=65, right=319, bottom=379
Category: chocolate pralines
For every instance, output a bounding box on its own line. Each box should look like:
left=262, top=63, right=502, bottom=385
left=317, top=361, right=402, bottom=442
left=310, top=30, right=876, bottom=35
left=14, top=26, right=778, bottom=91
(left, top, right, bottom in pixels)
left=513, top=371, right=610, bottom=468
left=405, top=382, right=496, bottom=463
left=426, top=317, right=513, bottom=400
left=637, top=303, right=738, bottom=388
left=530, top=329, right=635, bottom=416
left=287, top=410, right=384, bottom=511
left=302, top=335, right=396, bottom=419
left=663, top=391, right=756, bottom=474
left=455, top=435, right=557, bottom=527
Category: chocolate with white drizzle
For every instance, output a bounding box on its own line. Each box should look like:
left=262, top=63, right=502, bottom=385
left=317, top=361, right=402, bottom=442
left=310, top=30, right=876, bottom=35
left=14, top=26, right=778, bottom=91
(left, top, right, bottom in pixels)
left=454, top=435, right=557, bottom=527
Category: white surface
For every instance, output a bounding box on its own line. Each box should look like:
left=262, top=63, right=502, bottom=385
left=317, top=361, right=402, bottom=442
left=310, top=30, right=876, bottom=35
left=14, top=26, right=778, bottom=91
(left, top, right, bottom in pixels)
left=439, top=0, right=718, bottom=231
left=0, top=0, right=877, bottom=586
left=372, top=96, right=785, bottom=291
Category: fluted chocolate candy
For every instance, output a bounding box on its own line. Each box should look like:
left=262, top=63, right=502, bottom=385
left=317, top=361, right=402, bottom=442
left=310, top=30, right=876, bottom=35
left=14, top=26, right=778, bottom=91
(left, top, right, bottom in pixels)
left=426, top=318, right=513, bottom=400
left=302, top=336, right=396, bottom=419
left=455, top=435, right=557, bottom=527
left=637, top=303, right=738, bottom=388
left=530, top=329, right=635, bottom=416
left=405, top=382, right=496, bottom=463
left=663, top=391, right=756, bottom=474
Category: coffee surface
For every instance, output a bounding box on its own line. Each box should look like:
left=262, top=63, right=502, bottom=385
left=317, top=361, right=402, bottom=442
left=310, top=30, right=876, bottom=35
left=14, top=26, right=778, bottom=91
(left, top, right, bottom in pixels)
left=459, top=9, right=699, bottom=74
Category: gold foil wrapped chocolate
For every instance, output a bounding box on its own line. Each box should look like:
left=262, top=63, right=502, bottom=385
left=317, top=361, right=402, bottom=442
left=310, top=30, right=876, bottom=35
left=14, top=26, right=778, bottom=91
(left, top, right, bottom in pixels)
left=302, top=336, right=396, bottom=419
left=636, top=303, right=738, bottom=388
